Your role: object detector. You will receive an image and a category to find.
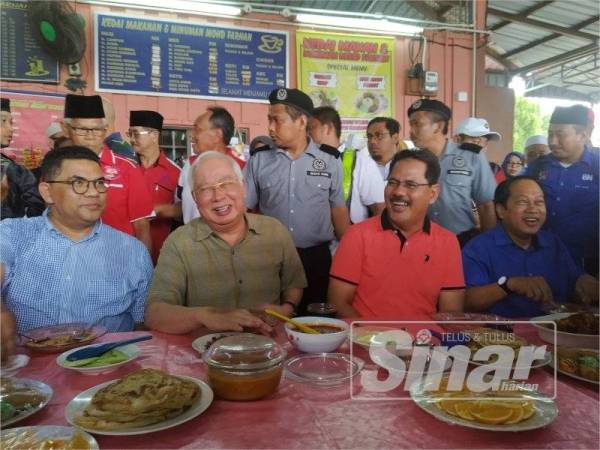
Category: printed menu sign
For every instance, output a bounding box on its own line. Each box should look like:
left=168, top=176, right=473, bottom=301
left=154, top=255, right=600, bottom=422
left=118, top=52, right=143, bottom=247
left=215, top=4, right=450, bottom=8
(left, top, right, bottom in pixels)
left=95, top=13, right=288, bottom=102
left=296, top=30, right=394, bottom=133
left=0, top=0, right=60, bottom=83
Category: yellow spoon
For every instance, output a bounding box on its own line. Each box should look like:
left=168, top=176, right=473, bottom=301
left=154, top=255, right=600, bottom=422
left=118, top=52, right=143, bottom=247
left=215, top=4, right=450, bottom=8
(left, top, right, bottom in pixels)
left=264, top=309, right=320, bottom=334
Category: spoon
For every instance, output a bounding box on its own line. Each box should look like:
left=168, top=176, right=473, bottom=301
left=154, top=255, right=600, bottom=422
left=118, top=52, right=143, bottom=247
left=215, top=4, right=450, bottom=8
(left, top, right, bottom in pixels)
left=264, top=309, right=320, bottom=334
left=66, top=335, right=153, bottom=361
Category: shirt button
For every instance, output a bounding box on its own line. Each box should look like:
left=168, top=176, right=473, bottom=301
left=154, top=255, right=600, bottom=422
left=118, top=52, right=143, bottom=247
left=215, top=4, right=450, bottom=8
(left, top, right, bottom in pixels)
left=66, top=275, right=71, bottom=280
left=290, top=227, right=294, bottom=231
left=560, top=182, right=564, bottom=186
left=552, top=212, right=556, bottom=216
left=290, top=210, right=294, bottom=214
left=291, top=178, right=294, bottom=181
left=556, top=197, right=560, bottom=201
left=318, top=184, right=321, bottom=187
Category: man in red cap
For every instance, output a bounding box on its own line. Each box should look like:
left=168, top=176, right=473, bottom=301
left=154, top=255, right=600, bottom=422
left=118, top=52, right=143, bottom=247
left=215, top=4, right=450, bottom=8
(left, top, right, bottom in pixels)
left=130, top=110, right=182, bottom=264
left=61, top=94, right=153, bottom=253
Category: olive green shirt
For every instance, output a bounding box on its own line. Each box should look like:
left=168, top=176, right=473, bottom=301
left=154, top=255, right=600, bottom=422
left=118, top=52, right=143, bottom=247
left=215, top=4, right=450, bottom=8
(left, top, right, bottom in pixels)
left=147, top=214, right=307, bottom=309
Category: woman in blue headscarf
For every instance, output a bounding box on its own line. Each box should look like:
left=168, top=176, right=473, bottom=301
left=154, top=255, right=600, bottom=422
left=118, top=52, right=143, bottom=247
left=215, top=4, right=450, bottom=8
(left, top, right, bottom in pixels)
left=502, top=152, right=525, bottom=178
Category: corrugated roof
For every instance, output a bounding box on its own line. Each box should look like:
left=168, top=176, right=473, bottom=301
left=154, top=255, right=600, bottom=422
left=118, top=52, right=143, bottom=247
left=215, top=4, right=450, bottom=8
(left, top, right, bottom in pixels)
left=487, top=0, right=599, bottom=102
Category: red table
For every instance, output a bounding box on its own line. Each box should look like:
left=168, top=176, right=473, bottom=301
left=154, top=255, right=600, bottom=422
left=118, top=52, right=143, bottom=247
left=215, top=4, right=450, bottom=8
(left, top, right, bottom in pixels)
left=9, top=329, right=600, bottom=449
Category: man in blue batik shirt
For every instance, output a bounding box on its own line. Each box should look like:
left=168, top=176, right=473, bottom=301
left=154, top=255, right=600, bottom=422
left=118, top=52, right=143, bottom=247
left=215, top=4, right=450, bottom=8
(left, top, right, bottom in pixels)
left=462, top=176, right=598, bottom=318
left=0, top=147, right=152, bottom=333
left=526, top=105, right=599, bottom=276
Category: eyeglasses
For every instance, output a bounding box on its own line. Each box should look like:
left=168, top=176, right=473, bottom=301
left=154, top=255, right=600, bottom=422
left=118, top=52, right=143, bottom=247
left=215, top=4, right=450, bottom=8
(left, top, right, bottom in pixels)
left=507, top=162, right=524, bottom=167
left=386, top=179, right=431, bottom=191
left=67, top=125, right=107, bottom=136
left=126, top=129, right=154, bottom=138
left=366, top=132, right=391, bottom=141
left=193, top=179, right=240, bottom=199
left=46, top=177, right=108, bottom=194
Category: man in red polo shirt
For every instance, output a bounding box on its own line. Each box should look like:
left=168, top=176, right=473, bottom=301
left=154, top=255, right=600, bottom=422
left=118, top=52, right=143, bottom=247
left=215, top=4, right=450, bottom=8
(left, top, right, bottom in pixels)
left=178, top=106, right=245, bottom=223
left=61, top=95, right=153, bottom=253
left=130, top=110, right=182, bottom=264
left=329, top=149, right=465, bottom=320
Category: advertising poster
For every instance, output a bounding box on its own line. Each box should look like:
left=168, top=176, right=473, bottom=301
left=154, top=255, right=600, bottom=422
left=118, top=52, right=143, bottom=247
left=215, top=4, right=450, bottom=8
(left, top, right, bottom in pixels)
left=95, top=13, right=288, bottom=102
left=296, top=30, right=395, bottom=134
left=0, top=0, right=60, bottom=83
left=0, top=91, right=64, bottom=166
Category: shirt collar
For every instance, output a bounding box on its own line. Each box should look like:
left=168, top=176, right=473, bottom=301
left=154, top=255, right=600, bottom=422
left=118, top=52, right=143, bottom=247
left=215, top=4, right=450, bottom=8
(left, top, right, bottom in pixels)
left=193, top=213, right=259, bottom=241
left=43, top=209, right=102, bottom=241
left=493, top=224, right=549, bottom=249
left=137, top=150, right=166, bottom=168
left=547, top=146, right=594, bottom=167
left=380, top=209, right=431, bottom=247
left=99, top=145, right=116, bottom=165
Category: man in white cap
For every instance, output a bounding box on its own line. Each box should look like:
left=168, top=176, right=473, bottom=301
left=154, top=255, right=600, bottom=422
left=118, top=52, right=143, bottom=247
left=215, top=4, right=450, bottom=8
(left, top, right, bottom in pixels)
left=46, top=122, right=65, bottom=150
left=455, top=117, right=502, bottom=153
left=523, top=135, right=550, bottom=165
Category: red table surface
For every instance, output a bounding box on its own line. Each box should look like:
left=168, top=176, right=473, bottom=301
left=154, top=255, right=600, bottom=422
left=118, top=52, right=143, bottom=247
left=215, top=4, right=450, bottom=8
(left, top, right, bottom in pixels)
left=6, top=325, right=600, bottom=450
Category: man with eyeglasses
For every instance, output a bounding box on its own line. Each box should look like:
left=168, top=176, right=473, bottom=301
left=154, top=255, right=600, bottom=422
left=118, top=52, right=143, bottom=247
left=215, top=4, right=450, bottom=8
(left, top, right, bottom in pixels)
left=244, top=87, right=350, bottom=315
left=366, top=116, right=401, bottom=180
left=0, top=98, right=45, bottom=220
left=462, top=176, right=598, bottom=317
left=0, top=146, right=153, bottom=333
left=129, top=110, right=182, bottom=264
left=408, top=99, right=497, bottom=247
left=329, top=149, right=464, bottom=319
left=178, top=106, right=245, bottom=224
left=145, top=151, right=306, bottom=334
left=61, top=94, right=154, bottom=254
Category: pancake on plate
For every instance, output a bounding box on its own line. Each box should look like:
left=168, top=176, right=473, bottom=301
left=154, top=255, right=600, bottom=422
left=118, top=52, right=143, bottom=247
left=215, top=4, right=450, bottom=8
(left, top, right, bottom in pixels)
left=74, top=369, right=199, bottom=430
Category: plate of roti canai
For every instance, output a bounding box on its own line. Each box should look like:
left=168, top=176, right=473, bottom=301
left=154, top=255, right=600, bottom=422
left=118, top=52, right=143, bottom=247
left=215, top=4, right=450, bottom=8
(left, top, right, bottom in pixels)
left=65, top=368, right=213, bottom=435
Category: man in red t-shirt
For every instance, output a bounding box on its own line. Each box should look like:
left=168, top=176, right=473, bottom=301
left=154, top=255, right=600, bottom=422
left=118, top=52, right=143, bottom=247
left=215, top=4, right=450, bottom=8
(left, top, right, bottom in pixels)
left=329, top=149, right=465, bottom=320
left=61, top=95, right=154, bottom=253
left=177, top=106, right=245, bottom=223
left=130, top=110, right=182, bottom=264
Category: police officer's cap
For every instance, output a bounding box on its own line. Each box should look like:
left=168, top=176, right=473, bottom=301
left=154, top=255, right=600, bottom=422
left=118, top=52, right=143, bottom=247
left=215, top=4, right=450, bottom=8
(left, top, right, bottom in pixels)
left=64, top=94, right=105, bottom=119
left=130, top=110, right=164, bottom=131
left=269, top=88, right=314, bottom=116
left=550, top=105, right=590, bottom=127
left=407, top=99, right=451, bottom=121
left=1, top=98, right=10, bottom=113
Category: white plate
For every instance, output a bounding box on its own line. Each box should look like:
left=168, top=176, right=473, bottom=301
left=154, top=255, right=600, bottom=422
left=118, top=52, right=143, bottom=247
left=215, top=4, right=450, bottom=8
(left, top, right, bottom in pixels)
left=351, top=326, right=399, bottom=348
left=549, top=353, right=599, bottom=385
left=56, top=344, right=141, bottom=375
left=0, top=355, right=30, bottom=377
left=285, top=353, right=364, bottom=386
left=530, top=313, right=599, bottom=348
left=410, top=378, right=558, bottom=432
left=65, top=375, right=213, bottom=435
left=467, top=351, right=552, bottom=369
left=192, top=332, right=243, bottom=355
left=0, top=425, right=98, bottom=449
left=1, top=378, right=53, bottom=427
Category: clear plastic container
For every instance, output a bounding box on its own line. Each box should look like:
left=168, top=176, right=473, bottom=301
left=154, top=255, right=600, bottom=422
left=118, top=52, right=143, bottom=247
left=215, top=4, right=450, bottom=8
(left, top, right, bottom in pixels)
left=203, top=333, right=285, bottom=401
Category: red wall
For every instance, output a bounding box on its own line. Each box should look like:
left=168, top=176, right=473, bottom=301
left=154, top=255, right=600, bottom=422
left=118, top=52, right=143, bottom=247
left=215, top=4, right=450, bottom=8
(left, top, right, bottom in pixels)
left=1, top=3, right=482, bottom=145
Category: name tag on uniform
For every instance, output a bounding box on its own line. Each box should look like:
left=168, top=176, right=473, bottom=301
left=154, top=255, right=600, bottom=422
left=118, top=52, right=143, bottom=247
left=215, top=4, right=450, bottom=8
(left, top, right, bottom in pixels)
left=447, top=169, right=472, bottom=176
left=306, top=171, right=331, bottom=178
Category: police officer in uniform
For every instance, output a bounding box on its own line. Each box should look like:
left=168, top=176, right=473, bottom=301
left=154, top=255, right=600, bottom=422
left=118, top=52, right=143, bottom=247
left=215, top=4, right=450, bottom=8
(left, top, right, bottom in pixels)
left=244, top=88, right=350, bottom=314
left=408, top=99, right=496, bottom=246
left=527, top=105, right=599, bottom=275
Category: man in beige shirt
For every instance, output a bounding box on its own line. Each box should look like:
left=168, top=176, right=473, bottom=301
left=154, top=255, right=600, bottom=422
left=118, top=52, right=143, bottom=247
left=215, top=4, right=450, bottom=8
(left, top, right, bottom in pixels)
left=145, top=151, right=307, bottom=334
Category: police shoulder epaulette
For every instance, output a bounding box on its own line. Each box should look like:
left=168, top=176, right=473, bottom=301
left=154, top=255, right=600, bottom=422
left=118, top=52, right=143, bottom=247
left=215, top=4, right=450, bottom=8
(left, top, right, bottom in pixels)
left=319, top=143, right=341, bottom=159
left=253, top=144, right=274, bottom=154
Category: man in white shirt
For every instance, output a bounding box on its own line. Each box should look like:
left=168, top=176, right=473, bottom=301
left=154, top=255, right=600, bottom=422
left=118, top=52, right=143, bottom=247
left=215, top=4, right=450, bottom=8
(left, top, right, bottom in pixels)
left=366, top=116, right=401, bottom=180
left=310, top=106, right=385, bottom=223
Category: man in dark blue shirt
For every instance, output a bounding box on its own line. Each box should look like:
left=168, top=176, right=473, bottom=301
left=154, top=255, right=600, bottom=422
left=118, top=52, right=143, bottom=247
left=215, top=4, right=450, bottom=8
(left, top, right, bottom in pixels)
left=526, top=105, right=599, bottom=275
left=462, top=176, right=598, bottom=318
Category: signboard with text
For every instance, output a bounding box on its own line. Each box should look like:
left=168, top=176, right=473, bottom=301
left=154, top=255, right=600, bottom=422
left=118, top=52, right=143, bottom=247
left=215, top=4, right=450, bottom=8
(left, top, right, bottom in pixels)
left=0, top=0, right=60, bottom=83
left=296, top=30, right=395, bottom=134
left=95, top=13, right=288, bottom=102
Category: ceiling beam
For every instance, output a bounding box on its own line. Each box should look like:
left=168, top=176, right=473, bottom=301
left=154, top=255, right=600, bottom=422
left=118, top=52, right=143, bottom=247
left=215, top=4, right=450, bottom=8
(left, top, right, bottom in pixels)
left=488, top=1, right=554, bottom=32
left=502, top=15, right=599, bottom=58
left=486, top=47, right=518, bottom=71
left=511, top=43, right=598, bottom=75
left=488, top=7, right=598, bottom=41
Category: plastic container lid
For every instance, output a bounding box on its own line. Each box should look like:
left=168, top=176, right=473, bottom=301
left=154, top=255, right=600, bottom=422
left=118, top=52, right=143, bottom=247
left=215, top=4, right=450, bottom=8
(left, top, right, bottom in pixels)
left=284, top=353, right=364, bottom=386
left=202, top=333, right=285, bottom=371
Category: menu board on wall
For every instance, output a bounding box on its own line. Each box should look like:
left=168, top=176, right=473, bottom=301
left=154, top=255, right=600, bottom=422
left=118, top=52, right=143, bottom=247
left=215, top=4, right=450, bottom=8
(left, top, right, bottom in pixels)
left=95, top=13, right=288, bottom=102
left=296, top=30, right=394, bottom=134
left=0, top=0, right=60, bottom=83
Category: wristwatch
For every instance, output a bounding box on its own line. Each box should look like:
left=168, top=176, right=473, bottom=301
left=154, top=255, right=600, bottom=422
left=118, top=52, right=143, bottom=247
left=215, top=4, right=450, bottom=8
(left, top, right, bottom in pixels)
left=497, top=276, right=512, bottom=295
left=281, top=301, right=298, bottom=315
